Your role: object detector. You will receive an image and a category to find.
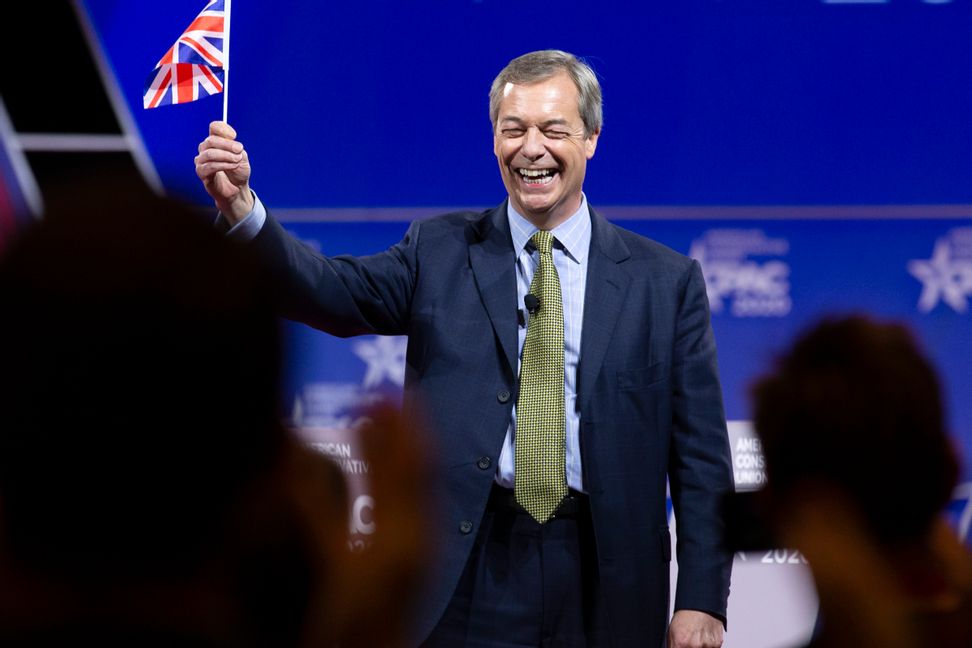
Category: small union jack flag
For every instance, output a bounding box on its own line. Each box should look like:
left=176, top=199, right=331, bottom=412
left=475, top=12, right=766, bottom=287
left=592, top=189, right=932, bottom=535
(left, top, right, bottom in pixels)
left=143, top=1, right=226, bottom=109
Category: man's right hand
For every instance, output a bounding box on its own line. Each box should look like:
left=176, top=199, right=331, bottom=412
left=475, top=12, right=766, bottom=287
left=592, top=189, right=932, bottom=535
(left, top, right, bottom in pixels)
left=195, top=121, right=254, bottom=225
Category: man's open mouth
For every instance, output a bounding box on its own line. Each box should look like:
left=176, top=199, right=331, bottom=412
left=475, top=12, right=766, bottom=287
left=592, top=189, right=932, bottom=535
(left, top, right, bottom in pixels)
left=517, top=168, right=557, bottom=186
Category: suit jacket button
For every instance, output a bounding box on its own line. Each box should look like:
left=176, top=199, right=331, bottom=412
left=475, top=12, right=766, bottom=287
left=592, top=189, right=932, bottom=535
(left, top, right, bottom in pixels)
left=497, top=389, right=511, bottom=403
left=477, top=456, right=491, bottom=470
left=459, top=520, right=474, bottom=534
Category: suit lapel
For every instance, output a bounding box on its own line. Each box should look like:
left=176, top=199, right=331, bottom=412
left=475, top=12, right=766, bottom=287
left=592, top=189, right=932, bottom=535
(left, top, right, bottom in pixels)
left=578, top=209, right=631, bottom=415
left=468, top=203, right=519, bottom=377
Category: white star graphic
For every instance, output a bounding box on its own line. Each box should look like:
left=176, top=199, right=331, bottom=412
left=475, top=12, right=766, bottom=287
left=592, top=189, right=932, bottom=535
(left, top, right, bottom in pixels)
left=908, top=240, right=972, bottom=314
left=351, top=336, right=407, bottom=388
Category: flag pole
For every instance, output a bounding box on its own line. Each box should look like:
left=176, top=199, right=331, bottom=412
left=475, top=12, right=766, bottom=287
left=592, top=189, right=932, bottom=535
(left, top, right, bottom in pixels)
left=222, top=0, right=231, bottom=123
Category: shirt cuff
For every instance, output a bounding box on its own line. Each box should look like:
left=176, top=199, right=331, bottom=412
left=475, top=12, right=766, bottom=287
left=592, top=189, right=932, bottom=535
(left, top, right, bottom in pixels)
left=216, top=190, right=266, bottom=242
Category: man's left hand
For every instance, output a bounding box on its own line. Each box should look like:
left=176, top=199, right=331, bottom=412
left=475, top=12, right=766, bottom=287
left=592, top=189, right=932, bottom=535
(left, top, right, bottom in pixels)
left=668, top=610, right=724, bottom=648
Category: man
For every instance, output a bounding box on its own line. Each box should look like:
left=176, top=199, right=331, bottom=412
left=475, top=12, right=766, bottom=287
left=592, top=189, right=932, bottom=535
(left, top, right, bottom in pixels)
left=195, top=50, right=732, bottom=647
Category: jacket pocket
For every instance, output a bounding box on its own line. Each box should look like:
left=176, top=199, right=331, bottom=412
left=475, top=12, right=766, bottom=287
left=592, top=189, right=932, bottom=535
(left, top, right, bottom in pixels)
left=617, top=362, right=668, bottom=391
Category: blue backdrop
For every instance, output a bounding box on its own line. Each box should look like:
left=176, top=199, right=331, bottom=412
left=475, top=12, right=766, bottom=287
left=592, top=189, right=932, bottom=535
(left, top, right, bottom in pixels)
left=82, top=0, right=972, bottom=207
left=80, top=0, right=972, bottom=476
left=78, top=3, right=972, bottom=643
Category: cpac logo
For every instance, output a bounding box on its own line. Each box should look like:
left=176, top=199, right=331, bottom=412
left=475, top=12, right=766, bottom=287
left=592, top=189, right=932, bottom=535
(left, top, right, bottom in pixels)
left=908, top=236, right=972, bottom=314
left=689, top=230, right=792, bottom=318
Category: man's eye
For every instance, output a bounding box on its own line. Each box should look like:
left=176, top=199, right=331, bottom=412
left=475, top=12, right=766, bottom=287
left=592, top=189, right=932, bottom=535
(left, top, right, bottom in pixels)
left=545, top=131, right=569, bottom=139
left=502, top=129, right=525, bottom=138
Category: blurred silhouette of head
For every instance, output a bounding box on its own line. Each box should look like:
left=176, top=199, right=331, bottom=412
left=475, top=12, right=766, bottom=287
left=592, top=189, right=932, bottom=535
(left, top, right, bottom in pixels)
left=752, top=315, right=959, bottom=547
left=0, top=178, right=285, bottom=579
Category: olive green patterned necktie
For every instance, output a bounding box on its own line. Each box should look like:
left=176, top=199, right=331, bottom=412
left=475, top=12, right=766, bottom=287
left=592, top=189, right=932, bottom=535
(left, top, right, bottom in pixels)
left=515, top=230, right=566, bottom=523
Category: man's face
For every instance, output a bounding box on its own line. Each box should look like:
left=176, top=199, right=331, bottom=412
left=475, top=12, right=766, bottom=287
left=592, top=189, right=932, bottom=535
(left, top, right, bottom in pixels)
left=493, top=71, right=599, bottom=229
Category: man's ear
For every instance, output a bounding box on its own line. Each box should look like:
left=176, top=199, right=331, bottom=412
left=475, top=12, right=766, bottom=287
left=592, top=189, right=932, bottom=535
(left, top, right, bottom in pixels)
left=585, top=128, right=600, bottom=159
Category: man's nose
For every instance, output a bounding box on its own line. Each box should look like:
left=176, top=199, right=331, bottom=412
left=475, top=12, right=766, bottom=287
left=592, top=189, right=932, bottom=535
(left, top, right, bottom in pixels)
left=521, top=127, right=546, bottom=160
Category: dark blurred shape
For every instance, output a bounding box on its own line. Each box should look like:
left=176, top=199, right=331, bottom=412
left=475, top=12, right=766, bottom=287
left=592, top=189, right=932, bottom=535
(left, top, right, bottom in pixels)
left=750, top=315, right=972, bottom=648
left=0, top=177, right=318, bottom=646
left=753, top=316, right=958, bottom=546
left=308, top=403, right=431, bottom=648
left=0, top=177, right=284, bottom=574
left=722, top=490, right=778, bottom=553
left=0, top=175, right=428, bottom=646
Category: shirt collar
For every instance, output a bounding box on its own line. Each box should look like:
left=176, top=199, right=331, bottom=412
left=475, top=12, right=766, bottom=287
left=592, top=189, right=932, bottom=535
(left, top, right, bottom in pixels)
left=506, top=194, right=592, bottom=265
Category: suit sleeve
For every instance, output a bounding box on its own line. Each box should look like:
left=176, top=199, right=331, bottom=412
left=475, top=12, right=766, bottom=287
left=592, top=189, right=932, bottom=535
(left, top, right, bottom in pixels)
left=248, top=212, right=421, bottom=337
left=668, top=259, right=734, bottom=623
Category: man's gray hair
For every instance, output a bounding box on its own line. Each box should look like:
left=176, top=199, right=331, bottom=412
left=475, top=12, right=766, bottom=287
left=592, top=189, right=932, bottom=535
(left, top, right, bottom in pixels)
left=489, top=50, right=603, bottom=138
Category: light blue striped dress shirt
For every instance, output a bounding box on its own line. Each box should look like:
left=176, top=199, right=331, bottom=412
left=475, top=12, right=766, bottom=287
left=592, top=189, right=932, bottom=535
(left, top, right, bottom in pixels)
left=497, top=197, right=591, bottom=493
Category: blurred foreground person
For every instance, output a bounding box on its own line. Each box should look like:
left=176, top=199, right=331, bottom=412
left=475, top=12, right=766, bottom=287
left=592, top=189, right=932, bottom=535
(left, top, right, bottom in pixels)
left=0, top=178, right=425, bottom=646
left=751, top=316, right=972, bottom=648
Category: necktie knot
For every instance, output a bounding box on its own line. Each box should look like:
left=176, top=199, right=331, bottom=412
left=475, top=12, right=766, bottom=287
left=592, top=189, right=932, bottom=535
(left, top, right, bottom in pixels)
left=531, top=230, right=554, bottom=255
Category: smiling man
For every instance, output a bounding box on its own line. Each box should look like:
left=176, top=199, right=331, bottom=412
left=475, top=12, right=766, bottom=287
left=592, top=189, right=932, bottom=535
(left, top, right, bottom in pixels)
left=195, top=50, right=732, bottom=648
left=492, top=68, right=598, bottom=230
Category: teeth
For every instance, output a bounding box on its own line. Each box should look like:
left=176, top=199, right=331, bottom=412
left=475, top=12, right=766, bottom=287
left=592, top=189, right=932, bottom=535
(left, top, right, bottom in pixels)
left=517, top=168, right=556, bottom=185
left=518, top=168, right=553, bottom=177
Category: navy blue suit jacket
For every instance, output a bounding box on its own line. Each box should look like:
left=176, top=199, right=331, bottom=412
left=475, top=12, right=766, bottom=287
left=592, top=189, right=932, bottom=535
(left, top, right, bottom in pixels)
left=251, top=202, right=733, bottom=646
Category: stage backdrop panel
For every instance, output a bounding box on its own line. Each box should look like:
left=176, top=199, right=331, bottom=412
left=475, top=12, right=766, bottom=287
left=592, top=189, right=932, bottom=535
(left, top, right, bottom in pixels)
left=79, top=2, right=972, bottom=646
left=80, top=0, right=972, bottom=208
